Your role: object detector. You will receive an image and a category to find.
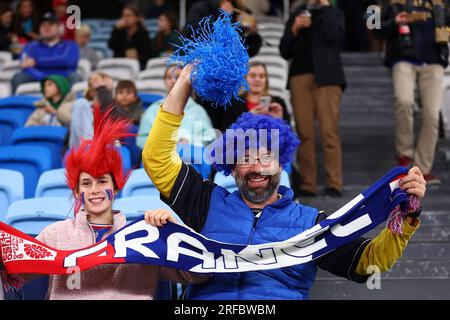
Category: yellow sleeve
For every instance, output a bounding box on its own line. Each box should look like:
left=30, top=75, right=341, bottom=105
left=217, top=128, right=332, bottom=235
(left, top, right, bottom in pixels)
left=142, top=106, right=183, bottom=199
left=355, top=218, right=420, bottom=275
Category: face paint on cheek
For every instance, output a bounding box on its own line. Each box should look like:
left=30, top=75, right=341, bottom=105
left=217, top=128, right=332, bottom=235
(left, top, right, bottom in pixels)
left=105, top=189, right=114, bottom=202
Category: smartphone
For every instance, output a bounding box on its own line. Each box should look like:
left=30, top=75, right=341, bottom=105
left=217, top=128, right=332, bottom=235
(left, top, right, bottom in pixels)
left=260, top=96, right=271, bottom=110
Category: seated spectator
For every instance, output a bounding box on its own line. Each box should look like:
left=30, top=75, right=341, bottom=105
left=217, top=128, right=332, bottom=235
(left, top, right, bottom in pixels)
left=25, top=74, right=76, bottom=127
left=11, top=12, right=81, bottom=93
left=146, top=0, right=176, bottom=19
left=91, top=75, right=144, bottom=125
left=136, top=64, right=215, bottom=149
left=108, top=4, right=152, bottom=70
left=69, top=72, right=112, bottom=149
left=76, top=24, right=101, bottom=69
left=52, top=0, right=75, bottom=41
left=149, top=11, right=181, bottom=58
left=0, top=5, right=15, bottom=51
left=12, top=0, right=39, bottom=44
left=184, top=0, right=262, bottom=57
left=210, top=61, right=290, bottom=132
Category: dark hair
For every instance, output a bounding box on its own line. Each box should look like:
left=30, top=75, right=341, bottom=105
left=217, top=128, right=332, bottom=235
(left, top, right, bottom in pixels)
left=155, top=11, right=179, bottom=53
left=13, top=0, right=39, bottom=36
left=116, top=80, right=138, bottom=96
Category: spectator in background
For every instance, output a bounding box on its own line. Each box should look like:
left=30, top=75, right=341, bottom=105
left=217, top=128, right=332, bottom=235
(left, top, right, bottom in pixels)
left=12, top=0, right=39, bottom=44
left=184, top=0, right=262, bottom=57
left=216, top=61, right=290, bottom=132
left=52, top=0, right=75, bottom=41
left=12, top=13, right=82, bottom=92
left=11, top=12, right=81, bottom=93
left=91, top=74, right=144, bottom=125
left=146, top=0, right=176, bottom=19
left=280, top=0, right=346, bottom=197
left=137, top=64, right=215, bottom=149
left=0, top=5, right=15, bottom=51
left=76, top=24, right=101, bottom=69
left=69, top=72, right=111, bottom=149
left=149, top=11, right=181, bottom=58
left=108, top=4, right=152, bottom=70
left=372, top=0, right=449, bottom=185
left=242, top=0, right=270, bottom=16
left=25, top=74, right=76, bottom=127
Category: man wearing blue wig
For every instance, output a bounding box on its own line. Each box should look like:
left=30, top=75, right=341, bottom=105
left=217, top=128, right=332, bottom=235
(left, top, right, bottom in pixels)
left=142, top=65, right=427, bottom=300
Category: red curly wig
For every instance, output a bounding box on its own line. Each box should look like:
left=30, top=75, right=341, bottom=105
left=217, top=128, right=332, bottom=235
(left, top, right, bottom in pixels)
left=65, top=106, right=134, bottom=192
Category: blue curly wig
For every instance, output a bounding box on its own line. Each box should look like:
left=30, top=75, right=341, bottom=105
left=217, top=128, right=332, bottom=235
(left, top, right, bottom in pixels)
left=168, top=10, right=249, bottom=108
left=208, top=113, right=300, bottom=176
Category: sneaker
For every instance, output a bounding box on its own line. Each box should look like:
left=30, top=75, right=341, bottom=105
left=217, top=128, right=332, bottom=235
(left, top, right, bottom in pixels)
left=424, top=174, right=441, bottom=186
left=325, top=187, right=342, bottom=197
left=396, top=155, right=413, bottom=167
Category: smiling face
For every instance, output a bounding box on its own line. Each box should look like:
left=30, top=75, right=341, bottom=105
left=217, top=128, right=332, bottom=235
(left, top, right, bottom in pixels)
left=76, top=172, right=116, bottom=216
left=233, top=147, right=281, bottom=204
left=247, top=65, right=268, bottom=96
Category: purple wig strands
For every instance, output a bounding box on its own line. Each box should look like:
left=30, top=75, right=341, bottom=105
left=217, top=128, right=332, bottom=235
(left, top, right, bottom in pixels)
left=168, top=10, right=249, bottom=108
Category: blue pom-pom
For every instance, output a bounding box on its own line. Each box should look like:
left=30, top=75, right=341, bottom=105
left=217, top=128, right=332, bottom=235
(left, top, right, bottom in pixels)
left=168, top=10, right=249, bottom=108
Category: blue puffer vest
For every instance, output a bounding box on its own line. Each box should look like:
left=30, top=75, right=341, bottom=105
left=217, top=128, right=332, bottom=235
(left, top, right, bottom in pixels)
left=186, top=185, right=319, bottom=300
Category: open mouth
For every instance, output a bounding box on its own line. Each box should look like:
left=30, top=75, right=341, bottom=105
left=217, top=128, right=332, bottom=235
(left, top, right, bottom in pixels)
left=246, top=175, right=270, bottom=187
left=88, top=197, right=106, bottom=205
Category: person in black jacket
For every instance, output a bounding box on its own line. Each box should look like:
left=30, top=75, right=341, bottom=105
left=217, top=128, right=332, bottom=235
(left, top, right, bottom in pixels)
left=183, top=0, right=262, bottom=57
left=372, top=0, right=450, bottom=186
left=279, top=0, right=346, bottom=198
left=0, top=5, right=14, bottom=52
left=108, top=4, right=152, bottom=70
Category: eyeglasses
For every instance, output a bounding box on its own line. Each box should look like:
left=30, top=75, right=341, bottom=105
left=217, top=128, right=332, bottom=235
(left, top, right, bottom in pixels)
left=237, top=154, right=276, bottom=167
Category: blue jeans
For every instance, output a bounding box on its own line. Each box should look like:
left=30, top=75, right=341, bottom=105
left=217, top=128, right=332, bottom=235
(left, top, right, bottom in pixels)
left=11, top=71, right=83, bottom=94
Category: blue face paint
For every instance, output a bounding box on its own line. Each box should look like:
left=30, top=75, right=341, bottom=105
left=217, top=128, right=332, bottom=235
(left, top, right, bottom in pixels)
left=105, top=189, right=114, bottom=202
left=81, top=192, right=85, bottom=205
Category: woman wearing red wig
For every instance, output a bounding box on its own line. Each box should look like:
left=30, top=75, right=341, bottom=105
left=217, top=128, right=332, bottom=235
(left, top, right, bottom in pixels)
left=0, top=107, right=207, bottom=300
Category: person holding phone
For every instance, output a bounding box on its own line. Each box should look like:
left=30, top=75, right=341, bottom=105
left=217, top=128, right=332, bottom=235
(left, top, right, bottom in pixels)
left=280, top=0, right=346, bottom=198
left=215, top=61, right=291, bottom=132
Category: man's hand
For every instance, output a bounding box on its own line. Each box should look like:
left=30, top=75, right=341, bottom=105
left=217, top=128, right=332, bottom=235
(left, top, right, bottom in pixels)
left=21, top=57, right=36, bottom=69
left=144, top=209, right=179, bottom=227
left=399, top=166, right=426, bottom=199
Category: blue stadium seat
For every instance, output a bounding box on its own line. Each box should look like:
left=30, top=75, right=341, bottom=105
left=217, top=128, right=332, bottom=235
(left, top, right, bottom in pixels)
left=138, top=93, right=164, bottom=109
left=35, top=168, right=71, bottom=198
left=213, top=170, right=291, bottom=193
left=122, top=168, right=159, bottom=198
left=0, top=146, right=53, bottom=198
left=113, top=195, right=181, bottom=223
left=118, top=146, right=132, bottom=173
left=123, top=125, right=141, bottom=168
left=0, top=109, right=31, bottom=146
left=11, top=126, right=68, bottom=168
left=0, top=169, right=24, bottom=222
left=0, top=96, right=40, bottom=113
left=5, top=197, right=73, bottom=236
left=177, top=144, right=212, bottom=179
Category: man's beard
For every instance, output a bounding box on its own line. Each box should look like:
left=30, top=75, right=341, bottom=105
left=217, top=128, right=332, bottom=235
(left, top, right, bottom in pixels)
left=235, top=170, right=281, bottom=204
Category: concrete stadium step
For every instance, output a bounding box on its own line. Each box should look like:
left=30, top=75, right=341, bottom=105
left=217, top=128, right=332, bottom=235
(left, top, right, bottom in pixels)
left=310, top=278, right=450, bottom=299
left=341, top=52, right=385, bottom=66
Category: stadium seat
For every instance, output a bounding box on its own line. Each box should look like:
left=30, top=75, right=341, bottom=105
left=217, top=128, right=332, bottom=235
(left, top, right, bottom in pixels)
left=35, top=168, right=71, bottom=198
left=177, top=144, right=212, bottom=179
left=77, top=59, right=92, bottom=81
left=0, top=146, right=53, bottom=198
left=0, top=95, right=40, bottom=113
left=87, top=43, right=113, bottom=59
left=71, top=81, right=88, bottom=97
left=0, top=83, right=10, bottom=98
left=113, top=195, right=181, bottom=223
left=11, top=126, right=68, bottom=168
left=118, top=146, right=132, bottom=173
left=138, top=68, right=166, bottom=81
left=0, top=109, right=31, bottom=146
left=136, top=79, right=167, bottom=96
left=122, top=168, right=159, bottom=198
left=213, top=170, right=291, bottom=193
left=0, top=50, right=13, bottom=69
left=15, top=82, right=42, bottom=96
left=138, top=93, right=164, bottom=109
left=123, top=124, right=141, bottom=168
left=250, top=55, right=288, bottom=73
left=145, top=57, right=167, bottom=70
left=5, top=197, right=73, bottom=236
left=0, top=169, right=24, bottom=222
left=98, top=58, right=140, bottom=81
